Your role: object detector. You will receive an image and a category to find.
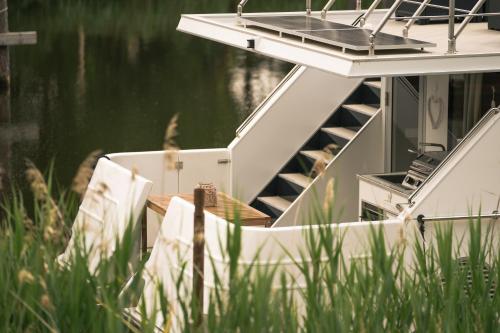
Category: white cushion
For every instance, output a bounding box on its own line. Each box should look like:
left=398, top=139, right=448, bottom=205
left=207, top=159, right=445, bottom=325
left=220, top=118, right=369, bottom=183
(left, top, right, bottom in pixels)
left=58, top=158, right=153, bottom=273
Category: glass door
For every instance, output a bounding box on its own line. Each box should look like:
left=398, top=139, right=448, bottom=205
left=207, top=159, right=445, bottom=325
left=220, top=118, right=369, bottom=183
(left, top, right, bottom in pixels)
left=391, top=76, right=420, bottom=172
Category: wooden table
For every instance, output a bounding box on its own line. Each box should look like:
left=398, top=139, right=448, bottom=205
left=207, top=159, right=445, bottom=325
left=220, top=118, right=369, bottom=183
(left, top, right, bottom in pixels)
left=142, top=192, right=271, bottom=252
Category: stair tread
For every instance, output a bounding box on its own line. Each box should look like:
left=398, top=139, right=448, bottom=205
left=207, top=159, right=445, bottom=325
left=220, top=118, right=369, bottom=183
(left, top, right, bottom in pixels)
left=343, top=104, right=378, bottom=117
left=300, top=150, right=334, bottom=163
left=279, top=173, right=312, bottom=189
left=321, top=127, right=357, bottom=140
left=257, top=196, right=292, bottom=212
left=364, top=80, right=382, bottom=90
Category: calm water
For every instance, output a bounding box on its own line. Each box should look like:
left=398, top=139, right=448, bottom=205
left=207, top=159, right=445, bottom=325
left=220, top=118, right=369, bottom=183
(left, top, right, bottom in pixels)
left=2, top=0, right=366, bottom=193
left=2, top=0, right=300, bottom=191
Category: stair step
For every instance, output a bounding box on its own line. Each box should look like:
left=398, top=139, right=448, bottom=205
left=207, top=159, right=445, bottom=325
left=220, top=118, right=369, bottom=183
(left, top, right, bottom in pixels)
left=343, top=104, right=378, bottom=117
left=300, top=150, right=334, bottom=163
left=257, top=196, right=292, bottom=212
left=364, top=80, right=381, bottom=90
left=321, top=127, right=357, bottom=140
left=278, top=173, right=312, bottom=189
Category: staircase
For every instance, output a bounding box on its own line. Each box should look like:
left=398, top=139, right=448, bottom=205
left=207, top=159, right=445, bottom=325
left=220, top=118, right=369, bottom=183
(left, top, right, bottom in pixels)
left=251, top=79, right=382, bottom=226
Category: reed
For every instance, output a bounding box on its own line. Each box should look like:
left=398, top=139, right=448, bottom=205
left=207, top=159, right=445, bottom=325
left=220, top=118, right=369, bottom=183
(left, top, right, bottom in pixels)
left=71, top=149, right=103, bottom=199
left=0, top=162, right=498, bottom=332
left=164, top=113, right=180, bottom=171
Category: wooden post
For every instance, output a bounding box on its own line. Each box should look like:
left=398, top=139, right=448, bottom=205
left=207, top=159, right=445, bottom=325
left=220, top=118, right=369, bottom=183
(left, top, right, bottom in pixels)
left=141, top=208, right=148, bottom=256
left=192, top=187, right=205, bottom=328
left=0, top=0, right=9, bottom=90
left=0, top=0, right=8, bottom=198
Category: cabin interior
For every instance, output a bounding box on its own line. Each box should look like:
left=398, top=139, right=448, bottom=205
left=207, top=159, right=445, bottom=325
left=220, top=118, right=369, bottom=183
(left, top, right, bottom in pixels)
left=108, top=4, right=500, bottom=249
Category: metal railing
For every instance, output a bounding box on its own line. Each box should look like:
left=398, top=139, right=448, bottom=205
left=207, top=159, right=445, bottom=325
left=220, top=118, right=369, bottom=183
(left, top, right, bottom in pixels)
left=415, top=211, right=499, bottom=239
left=360, top=0, right=492, bottom=55
left=321, top=0, right=337, bottom=19
left=417, top=212, right=500, bottom=223
left=402, top=0, right=431, bottom=37
left=408, top=107, right=500, bottom=203
left=237, top=0, right=249, bottom=17
left=237, top=0, right=497, bottom=56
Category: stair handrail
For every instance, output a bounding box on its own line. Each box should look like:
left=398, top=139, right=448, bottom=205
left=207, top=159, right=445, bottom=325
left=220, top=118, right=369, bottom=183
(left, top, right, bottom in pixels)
left=408, top=107, right=500, bottom=204
left=398, top=77, right=419, bottom=99
left=235, top=65, right=301, bottom=136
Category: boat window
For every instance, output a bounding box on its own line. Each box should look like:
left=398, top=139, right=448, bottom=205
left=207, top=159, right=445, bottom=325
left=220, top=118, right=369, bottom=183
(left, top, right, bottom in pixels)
left=448, top=72, right=500, bottom=149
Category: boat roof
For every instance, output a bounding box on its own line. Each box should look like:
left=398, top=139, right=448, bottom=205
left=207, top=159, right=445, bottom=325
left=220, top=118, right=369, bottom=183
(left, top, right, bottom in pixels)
left=178, top=10, right=500, bottom=77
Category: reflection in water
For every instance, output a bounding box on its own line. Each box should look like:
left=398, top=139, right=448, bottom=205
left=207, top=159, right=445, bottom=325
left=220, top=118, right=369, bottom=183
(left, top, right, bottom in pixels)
left=5, top=1, right=298, bottom=190
left=0, top=88, right=40, bottom=198
left=0, top=91, right=10, bottom=196
left=229, top=54, right=287, bottom=119
left=76, top=25, right=86, bottom=107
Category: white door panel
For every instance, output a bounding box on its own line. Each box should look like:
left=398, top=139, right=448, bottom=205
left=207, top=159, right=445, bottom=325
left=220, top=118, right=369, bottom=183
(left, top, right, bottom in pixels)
left=178, top=149, right=231, bottom=194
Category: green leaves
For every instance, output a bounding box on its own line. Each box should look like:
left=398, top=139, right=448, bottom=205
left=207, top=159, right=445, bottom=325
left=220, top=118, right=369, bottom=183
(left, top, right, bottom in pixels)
left=1, top=183, right=498, bottom=332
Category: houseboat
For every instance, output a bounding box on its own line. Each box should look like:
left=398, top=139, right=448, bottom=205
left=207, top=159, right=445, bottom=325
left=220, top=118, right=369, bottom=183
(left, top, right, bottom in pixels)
left=63, top=0, right=500, bottom=329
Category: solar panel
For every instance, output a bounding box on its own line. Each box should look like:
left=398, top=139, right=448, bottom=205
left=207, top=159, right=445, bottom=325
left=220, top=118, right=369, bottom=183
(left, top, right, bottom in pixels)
left=241, top=15, right=436, bottom=53
left=242, top=15, right=355, bottom=31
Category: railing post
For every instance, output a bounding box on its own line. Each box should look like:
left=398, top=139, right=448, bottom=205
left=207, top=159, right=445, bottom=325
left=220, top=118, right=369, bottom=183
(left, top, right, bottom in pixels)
left=359, top=0, right=383, bottom=27
left=237, top=0, right=249, bottom=17
left=403, top=0, right=432, bottom=37
left=306, top=0, right=312, bottom=15
left=321, top=0, right=336, bottom=20
left=448, top=0, right=456, bottom=53
left=356, top=0, right=362, bottom=11
left=369, top=0, right=405, bottom=55
left=454, top=0, right=487, bottom=39
left=192, top=187, right=205, bottom=328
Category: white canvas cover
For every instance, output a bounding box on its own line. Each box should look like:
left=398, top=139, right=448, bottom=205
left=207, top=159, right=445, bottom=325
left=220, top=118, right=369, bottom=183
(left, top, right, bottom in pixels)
left=58, top=158, right=153, bottom=273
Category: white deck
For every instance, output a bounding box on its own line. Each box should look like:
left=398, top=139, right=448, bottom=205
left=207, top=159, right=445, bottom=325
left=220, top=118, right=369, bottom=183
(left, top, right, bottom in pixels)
left=177, top=10, right=500, bottom=77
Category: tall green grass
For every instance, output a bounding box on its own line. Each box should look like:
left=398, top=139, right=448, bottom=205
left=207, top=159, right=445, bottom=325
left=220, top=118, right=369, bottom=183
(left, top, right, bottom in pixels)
left=0, top=170, right=498, bottom=332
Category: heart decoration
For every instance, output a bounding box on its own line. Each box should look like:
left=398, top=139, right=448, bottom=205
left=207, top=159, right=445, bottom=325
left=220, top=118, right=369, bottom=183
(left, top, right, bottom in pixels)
left=427, top=95, right=443, bottom=129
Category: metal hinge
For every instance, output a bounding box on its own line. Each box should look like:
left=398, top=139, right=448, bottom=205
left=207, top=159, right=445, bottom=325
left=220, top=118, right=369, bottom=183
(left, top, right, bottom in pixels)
left=217, top=159, right=231, bottom=165
left=175, top=161, right=183, bottom=170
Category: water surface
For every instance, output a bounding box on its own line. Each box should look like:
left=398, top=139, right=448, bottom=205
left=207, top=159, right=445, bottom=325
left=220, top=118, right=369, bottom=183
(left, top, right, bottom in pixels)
left=3, top=0, right=362, bottom=192
left=3, top=0, right=297, bottom=190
